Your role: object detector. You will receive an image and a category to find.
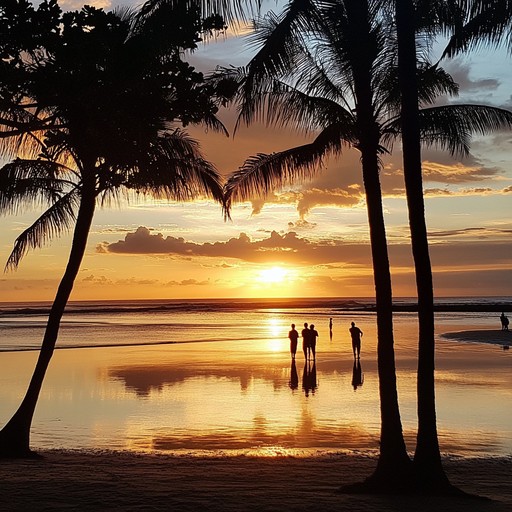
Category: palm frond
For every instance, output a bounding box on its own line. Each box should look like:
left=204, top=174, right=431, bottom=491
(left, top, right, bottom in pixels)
left=5, top=188, right=80, bottom=271
left=415, top=104, right=512, bottom=157
left=239, top=0, right=324, bottom=124
left=0, top=159, right=78, bottom=215
left=225, top=123, right=348, bottom=205
left=136, top=0, right=250, bottom=27
left=266, top=80, right=357, bottom=135
left=442, top=0, right=512, bottom=58
left=126, top=129, right=225, bottom=204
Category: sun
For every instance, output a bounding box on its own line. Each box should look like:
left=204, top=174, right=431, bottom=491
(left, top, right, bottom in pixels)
left=257, top=266, right=288, bottom=284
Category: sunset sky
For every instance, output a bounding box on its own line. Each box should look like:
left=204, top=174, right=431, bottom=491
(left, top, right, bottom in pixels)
left=0, top=0, right=511, bottom=302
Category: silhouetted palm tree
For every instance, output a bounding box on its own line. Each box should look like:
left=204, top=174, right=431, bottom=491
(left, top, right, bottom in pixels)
left=396, top=0, right=512, bottom=491
left=222, top=0, right=512, bottom=489
left=0, top=3, right=227, bottom=457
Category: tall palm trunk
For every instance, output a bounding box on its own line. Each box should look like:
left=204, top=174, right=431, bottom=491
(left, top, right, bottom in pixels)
left=395, top=0, right=449, bottom=488
left=360, top=143, right=412, bottom=485
left=346, top=0, right=411, bottom=488
left=0, top=173, right=96, bottom=458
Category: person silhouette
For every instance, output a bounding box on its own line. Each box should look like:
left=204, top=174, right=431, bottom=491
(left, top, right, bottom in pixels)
left=500, top=312, right=509, bottom=331
left=351, top=359, right=364, bottom=391
left=301, top=322, right=310, bottom=359
left=288, top=323, right=299, bottom=358
left=309, top=324, right=319, bottom=360
left=349, top=321, right=363, bottom=359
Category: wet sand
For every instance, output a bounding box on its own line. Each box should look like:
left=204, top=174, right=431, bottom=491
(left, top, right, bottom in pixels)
left=0, top=450, right=511, bottom=511
left=441, top=329, right=511, bottom=347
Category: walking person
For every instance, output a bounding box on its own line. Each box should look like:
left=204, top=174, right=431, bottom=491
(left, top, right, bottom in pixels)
left=349, top=321, right=363, bottom=359
left=288, top=323, right=299, bottom=359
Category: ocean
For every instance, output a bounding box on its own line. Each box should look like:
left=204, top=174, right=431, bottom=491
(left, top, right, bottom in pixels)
left=0, top=297, right=511, bottom=456
left=0, top=296, right=510, bottom=351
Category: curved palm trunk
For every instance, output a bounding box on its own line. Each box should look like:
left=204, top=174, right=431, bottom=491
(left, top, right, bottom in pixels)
left=345, top=0, right=411, bottom=490
left=395, top=0, right=449, bottom=489
left=0, top=175, right=96, bottom=458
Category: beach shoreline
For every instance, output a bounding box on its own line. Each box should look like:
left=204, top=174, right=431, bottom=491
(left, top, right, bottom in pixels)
left=1, top=450, right=510, bottom=511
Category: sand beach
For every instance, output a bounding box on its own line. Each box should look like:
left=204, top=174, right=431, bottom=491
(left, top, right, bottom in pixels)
left=1, top=450, right=511, bottom=511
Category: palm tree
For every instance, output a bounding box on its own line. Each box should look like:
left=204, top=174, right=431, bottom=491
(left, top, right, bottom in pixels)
left=0, top=3, right=228, bottom=457
left=396, top=0, right=512, bottom=491
left=395, top=0, right=449, bottom=490
left=222, top=0, right=512, bottom=490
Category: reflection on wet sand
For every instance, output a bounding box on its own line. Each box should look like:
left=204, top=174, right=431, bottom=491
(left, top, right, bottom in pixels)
left=351, top=359, right=364, bottom=391
left=289, top=359, right=299, bottom=390
left=4, top=324, right=503, bottom=457
left=302, top=361, right=317, bottom=397
left=109, top=363, right=293, bottom=397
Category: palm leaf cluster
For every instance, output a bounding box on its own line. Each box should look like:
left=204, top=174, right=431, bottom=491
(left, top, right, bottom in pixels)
left=0, top=1, right=230, bottom=270
left=223, top=0, right=512, bottom=205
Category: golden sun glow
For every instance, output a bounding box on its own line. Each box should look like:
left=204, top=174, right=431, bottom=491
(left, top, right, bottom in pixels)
left=257, top=266, right=289, bottom=284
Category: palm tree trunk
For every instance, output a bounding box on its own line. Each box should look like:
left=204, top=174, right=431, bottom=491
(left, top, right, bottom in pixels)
left=395, top=0, right=449, bottom=489
left=361, top=145, right=413, bottom=486
left=0, top=175, right=96, bottom=458
left=344, top=0, right=411, bottom=490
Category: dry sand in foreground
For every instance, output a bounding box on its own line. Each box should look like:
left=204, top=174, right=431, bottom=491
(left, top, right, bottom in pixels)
left=1, top=451, right=510, bottom=512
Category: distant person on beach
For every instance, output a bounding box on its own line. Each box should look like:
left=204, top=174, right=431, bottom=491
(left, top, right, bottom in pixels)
left=301, top=323, right=310, bottom=359
left=500, top=312, right=509, bottom=331
left=349, top=321, right=363, bottom=359
left=288, top=324, right=299, bottom=359
left=329, top=318, right=333, bottom=331
left=309, top=324, right=319, bottom=360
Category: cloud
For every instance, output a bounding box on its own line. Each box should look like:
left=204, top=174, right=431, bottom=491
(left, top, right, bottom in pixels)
left=297, top=188, right=363, bottom=217
left=424, top=185, right=512, bottom=197
left=97, top=226, right=511, bottom=271
left=60, top=0, right=112, bottom=9
left=166, top=279, right=211, bottom=286
left=97, top=226, right=369, bottom=265
left=444, top=59, right=500, bottom=95
left=421, top=161, right=500, bottom=183
left=428, top=226, right=512, bottom=239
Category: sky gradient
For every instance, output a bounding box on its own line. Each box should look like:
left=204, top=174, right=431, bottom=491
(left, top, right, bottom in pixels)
left=0, top=0, right=511, bottom=301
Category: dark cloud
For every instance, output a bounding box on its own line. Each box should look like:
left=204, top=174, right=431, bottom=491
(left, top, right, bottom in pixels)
left=97, top=226, right=369, bottom=265
left=297, top=188, right=363, bottom=217
left=442, top=59, right=500, bottom=99
left=429, top=226, right=512, bottom=239
left=98, top=226, right=511, bottom=271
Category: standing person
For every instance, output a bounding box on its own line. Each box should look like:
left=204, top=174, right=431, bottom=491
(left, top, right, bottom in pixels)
left=309, top=324, right=319, bottom=360
left=329, top=317, right=333, bottom=331
left=349, top=321, right=363, bottom=359
left=288, top=323, right=299, bottom=359
left=500, top=312, right=509, bottom=331
left=301, top=322, right=310, bottom=359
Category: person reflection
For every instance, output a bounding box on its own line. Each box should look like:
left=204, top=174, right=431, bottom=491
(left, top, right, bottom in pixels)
left=302, top=360, right=317, bottom=397
left=289, top=358, right=299, bottom=390
left=351, top=358, right=364, bottom=391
